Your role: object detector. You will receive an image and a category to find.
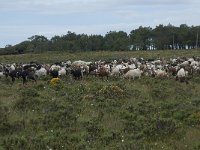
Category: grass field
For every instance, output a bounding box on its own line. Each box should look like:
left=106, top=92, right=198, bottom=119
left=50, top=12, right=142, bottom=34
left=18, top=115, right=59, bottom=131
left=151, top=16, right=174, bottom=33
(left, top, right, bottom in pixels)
left=0, top=50, right=200, bottom=150
left=0, top=49, right=200, bottom=63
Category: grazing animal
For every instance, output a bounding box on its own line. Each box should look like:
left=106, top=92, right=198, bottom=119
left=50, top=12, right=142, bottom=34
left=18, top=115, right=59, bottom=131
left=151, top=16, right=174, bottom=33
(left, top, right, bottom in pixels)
left=71, top=68, right=83, bottom=80
left=167, top=66, right=177, bottom=76
left=97, top=66, right=109, bottom=80
left=5, top=70, right=20, bottom=83
left=88, top=64, right=98, bottom=75
left=123, top=68, right=142, bottom=80
left=155, top=69, right=168, bottom=78
left=58, top=67, right=67, bottom=77
left=119, top=67, right=130, bottom=76
left=35, top=67, right=47, bottom=78
left=0, top=72, right=5, bottom=78
left=111, top=64, right=126, bottom=76
left=176, top=68, right=189, bottom=84
left=50, top=70, right=59, bottom=78
left=20, top=69, right=37, bottom=85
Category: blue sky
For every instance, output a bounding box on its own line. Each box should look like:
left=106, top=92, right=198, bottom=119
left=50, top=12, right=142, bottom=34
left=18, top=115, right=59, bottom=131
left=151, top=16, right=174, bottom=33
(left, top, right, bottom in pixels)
left=0, top=0, right=199, bottom=48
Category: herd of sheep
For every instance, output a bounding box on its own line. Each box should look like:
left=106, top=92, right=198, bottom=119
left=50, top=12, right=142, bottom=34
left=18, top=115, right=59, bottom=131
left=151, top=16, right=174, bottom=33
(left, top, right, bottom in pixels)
left=0, top=56, right=200, bottom=84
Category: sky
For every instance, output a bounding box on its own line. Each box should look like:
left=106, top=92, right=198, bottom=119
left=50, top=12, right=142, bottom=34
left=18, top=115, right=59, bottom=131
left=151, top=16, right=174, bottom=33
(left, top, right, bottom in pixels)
left=0, top=0, right=199, bottom=48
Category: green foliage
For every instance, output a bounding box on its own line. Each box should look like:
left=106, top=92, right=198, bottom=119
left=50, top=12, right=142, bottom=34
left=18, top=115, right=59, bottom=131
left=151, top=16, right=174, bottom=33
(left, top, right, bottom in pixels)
left=104, top=31, right=130, bottom=50
left=14, top=88, right=40, bottom=111
left=95, top=84, right=125, bottom=99
left=21, top=88, right=40, bottom=97
left=0, top=49, right=199, bottom=64
left=1, top=24, right=200, bottom=54
left=0, top=105, right=10, bottom=135
left=145, top=118, right=177, bottom=137
left=186, top=112, right=200, bottom=126
left=0, top=51, right=200, bottom=149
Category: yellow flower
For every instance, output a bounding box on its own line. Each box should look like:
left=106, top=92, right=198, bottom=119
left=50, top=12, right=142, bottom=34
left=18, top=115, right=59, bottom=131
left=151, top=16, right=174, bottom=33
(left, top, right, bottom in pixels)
left=50, top=77, right=61, bottom=86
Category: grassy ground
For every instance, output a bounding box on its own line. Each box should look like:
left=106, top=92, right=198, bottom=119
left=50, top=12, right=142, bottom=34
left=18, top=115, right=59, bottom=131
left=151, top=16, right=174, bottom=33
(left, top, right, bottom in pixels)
left=0, top=49, right=200, bottom=63
left=0, top=50, right=200, bottom=150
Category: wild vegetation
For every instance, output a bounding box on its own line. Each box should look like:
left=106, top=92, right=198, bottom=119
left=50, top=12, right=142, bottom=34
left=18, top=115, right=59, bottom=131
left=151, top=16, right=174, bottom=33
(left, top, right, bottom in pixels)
left=0, top=49, right=200, bottom=64
left=0, top=50, right=200, bottom=150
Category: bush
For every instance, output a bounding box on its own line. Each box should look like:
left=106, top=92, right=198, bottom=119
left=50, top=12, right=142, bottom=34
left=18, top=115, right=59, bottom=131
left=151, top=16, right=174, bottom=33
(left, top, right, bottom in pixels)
left=186, top=112, right=200, bottom=126
left=150, top=86, right=169, bottom=101
left=14, top=97, right=41, bottom=111
left=0, top=106, right=10, bottom=135
left=96, top=84, right=125, bottom=99
left=21, top=88, right=40, bottom=97
left=145, top=118, right=177, bottom=137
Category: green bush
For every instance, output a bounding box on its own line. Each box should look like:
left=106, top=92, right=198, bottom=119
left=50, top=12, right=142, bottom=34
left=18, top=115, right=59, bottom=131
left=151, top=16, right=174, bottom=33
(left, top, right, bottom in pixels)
left=0, top=106, right=10, bottom=135
left=96, top=84, right=125, bottom=99
left=21, top=88, right=40, bottom=97
left=145, top=118, right=177, bottom=137
left=186, top=112, right=200, bottom=126
left=13, top=97, right=41, bottom=111
left=150, top=86, right=169, bottom=101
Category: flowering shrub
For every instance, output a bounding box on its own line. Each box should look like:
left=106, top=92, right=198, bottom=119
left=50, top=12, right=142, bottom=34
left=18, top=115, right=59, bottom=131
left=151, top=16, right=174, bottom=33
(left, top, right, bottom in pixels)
left=50, top=78, right=61, bottom=86
left=96, top=84, right=125, bottom=99
left=186, top=112, right=200, bottom=125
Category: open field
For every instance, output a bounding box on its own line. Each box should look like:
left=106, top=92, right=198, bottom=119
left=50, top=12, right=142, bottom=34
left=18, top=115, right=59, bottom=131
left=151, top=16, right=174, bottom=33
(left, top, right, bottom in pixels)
left=0, top=49, right=200, bottom=63
left=0, top=50, right=200, bottom=149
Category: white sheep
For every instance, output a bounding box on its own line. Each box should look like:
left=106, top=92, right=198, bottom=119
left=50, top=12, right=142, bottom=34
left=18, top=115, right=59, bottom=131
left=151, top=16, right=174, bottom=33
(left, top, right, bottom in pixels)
left=177, top=68, right=188, bottom=78
left=110, top=64, right=126, bottom=76
left=123, top=68, right=142, bottom=80
left=0, top=72, right=5, bottom=78
left=110, top=67, right=121, bottom=76
left=155, top=69, right=168, bottom=78
left=50, top=64, right=61, bottom=71
left=35, top=67, right=47, bottom=78
left=176, top=68, right=189, bottom=83
left=58, top=67, right=67, bottom=76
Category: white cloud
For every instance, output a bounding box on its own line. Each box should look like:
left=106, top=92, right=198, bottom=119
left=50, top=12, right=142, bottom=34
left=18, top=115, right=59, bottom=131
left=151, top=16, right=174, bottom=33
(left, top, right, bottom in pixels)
left=0, top=0, right=199, bottom=47
left=0, top=0, right=196, bottom=14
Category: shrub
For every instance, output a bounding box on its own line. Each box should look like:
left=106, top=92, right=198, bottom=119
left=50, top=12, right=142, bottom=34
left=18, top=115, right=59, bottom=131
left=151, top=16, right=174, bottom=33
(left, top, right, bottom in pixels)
left=150, top=86, right=169, bottom=101
left=13, top=97, right=41, bottom=111
left=96, top=84, right=125, bottom=99
left=145, top=118, right=177, bottom=137
left=21, top=88, right=40, bottom=97
left=0, top=106, right=10, bottom=135
left=186, top=112, right=200, bottom=126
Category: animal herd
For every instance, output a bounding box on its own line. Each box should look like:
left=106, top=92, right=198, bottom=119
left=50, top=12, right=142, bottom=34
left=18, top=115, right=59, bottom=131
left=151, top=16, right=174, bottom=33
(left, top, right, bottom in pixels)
left=0, top=56, right=200, bottom=85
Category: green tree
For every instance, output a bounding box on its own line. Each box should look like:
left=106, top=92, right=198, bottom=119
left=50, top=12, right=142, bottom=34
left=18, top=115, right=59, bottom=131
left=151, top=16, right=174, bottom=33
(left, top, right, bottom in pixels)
left=130, top=26, right=152, bottom=50
left=28, top=35, right=49, bottom=52
left=104, top=31, right=129, bottom=51
left=152, top=24, right=174, bottom=50
left=89, top=35, right=104, bottom=51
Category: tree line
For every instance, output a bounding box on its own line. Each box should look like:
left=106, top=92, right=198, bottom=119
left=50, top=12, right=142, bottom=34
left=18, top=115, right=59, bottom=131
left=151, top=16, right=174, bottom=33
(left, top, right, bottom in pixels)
left=1, top=24, right=200, bottom=55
